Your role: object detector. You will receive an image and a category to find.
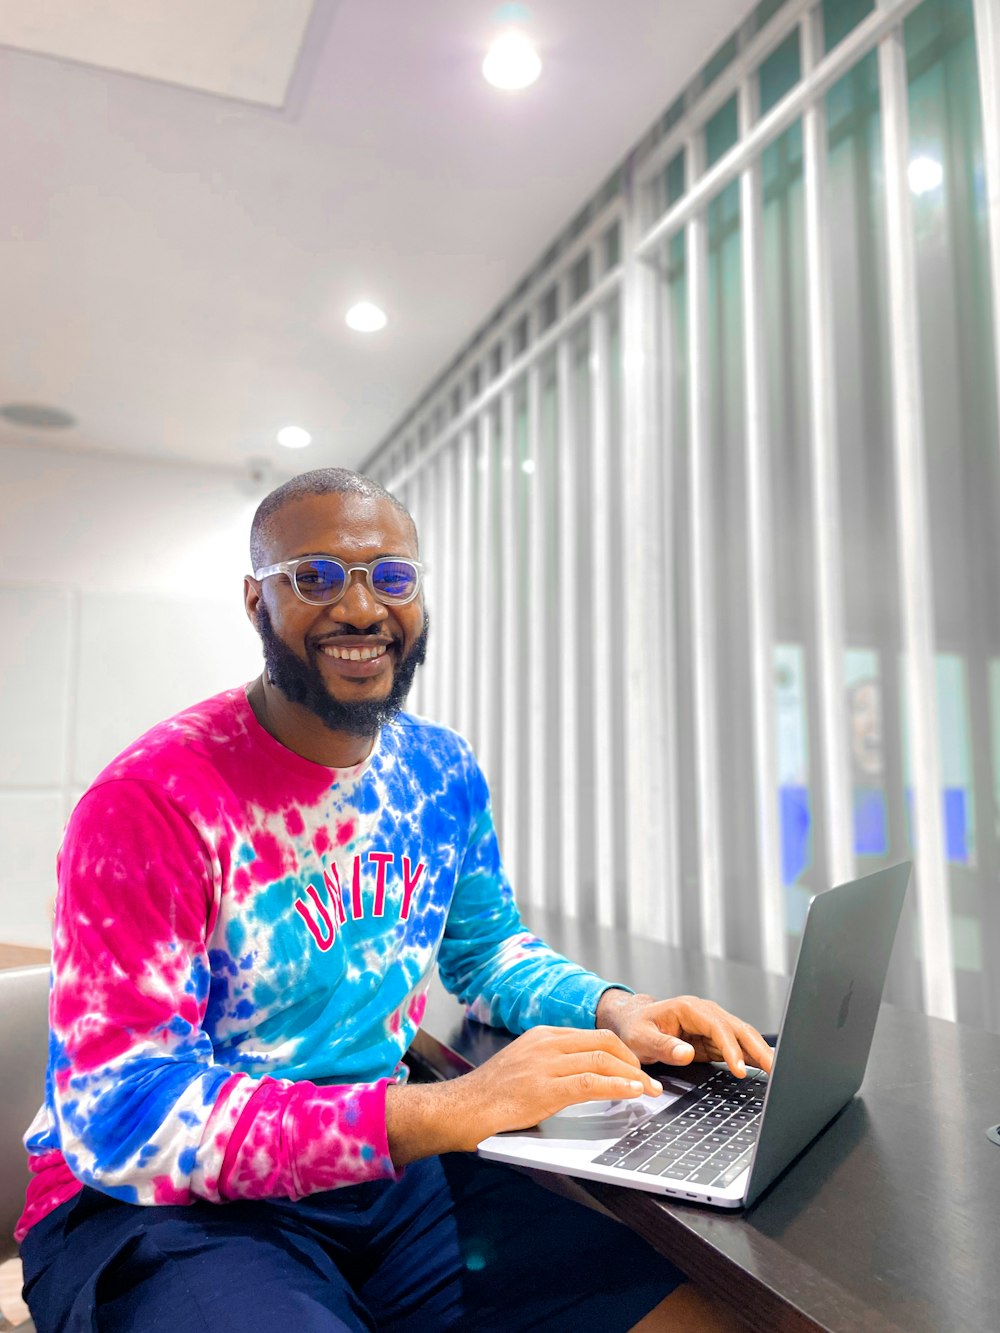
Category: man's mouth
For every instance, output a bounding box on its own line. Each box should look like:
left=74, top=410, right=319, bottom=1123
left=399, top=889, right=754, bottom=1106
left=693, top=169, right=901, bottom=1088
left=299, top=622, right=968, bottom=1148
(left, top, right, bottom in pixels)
left=311, top=634, right=397, bottom=679
left=319, top=642, right=390, bottom=662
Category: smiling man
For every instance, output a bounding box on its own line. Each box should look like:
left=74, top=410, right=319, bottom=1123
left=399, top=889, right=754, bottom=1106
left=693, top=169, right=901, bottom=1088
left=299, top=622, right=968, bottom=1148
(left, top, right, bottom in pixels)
left=248, top=479, right=429, bottom=754
left=18, top=469, right=770, bottom=1333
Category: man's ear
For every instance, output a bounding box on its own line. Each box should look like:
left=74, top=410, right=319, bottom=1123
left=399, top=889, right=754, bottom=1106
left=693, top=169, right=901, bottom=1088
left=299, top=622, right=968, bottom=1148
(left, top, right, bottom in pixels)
left=244, top=576, right=262, bottom=632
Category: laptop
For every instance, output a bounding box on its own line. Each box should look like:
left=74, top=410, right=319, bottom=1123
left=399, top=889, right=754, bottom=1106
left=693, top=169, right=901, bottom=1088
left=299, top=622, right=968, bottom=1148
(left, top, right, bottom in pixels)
left=478, top=862, right=911, bottom=1209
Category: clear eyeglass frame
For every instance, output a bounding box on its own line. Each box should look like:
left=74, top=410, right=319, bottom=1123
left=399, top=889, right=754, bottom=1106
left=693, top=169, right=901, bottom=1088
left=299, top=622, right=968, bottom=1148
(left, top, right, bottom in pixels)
left=252, top=554, right=425, bottom=607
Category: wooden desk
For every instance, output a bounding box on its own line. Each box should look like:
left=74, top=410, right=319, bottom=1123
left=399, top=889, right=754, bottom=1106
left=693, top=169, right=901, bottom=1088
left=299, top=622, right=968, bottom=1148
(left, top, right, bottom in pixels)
left=412, top=908, right=1000, bottom=1333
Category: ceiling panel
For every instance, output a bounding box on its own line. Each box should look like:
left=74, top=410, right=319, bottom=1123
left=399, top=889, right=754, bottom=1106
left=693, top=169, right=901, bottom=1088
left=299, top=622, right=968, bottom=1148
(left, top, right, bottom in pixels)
left=0, top=0, right=317, bottom=106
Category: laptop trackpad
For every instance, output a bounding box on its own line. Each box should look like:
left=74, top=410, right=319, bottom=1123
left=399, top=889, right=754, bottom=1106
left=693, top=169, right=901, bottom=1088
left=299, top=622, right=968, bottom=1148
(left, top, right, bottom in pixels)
left=537, top=1093, right=676, bottom=1139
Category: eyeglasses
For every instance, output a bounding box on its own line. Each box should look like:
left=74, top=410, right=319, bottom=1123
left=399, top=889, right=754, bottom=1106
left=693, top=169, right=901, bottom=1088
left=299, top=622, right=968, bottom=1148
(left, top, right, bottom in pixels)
left=253, top=555, right=424, bottom=607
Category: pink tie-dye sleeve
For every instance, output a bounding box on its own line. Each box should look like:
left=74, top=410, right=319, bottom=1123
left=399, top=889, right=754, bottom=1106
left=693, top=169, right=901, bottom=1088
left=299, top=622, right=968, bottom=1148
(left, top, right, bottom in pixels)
left=46, top=779, right=398, bottom=1206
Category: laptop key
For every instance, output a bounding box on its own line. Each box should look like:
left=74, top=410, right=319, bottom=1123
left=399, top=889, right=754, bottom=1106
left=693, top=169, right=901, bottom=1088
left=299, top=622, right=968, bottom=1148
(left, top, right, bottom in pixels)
left=669, top=1131, right=710, bottom=1150
left=638, top=1152, right=686, bottom=1175
left=596, top=1141, right=639, bottom=1164
left=682, top=1147, right=755, bottom=1188
left=707, top=1145, right=742, bottom=1163
left=715, top=1148, right=755, bottom=1188
left=671, top=1146, right=711, bottom=1165
left=614, top=1147, right=659, bottom=1170
left=684, top=1163, right=728, bottom=1185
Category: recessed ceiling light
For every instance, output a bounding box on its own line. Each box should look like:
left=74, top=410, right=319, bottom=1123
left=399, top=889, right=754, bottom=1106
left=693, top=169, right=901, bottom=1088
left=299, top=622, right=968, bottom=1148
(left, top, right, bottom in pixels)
left=483, top=32, right=541, bottom=90
left=0, top=402, right=76, bottom=430
left=345, top=301, right=388, bottom=333
left=276, top=425, right=312, bottom=449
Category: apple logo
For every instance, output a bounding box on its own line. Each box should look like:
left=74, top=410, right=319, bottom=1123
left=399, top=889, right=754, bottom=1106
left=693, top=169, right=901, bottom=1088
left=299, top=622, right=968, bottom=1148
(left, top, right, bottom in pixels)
left=837, top=980, right=855, bottom=1030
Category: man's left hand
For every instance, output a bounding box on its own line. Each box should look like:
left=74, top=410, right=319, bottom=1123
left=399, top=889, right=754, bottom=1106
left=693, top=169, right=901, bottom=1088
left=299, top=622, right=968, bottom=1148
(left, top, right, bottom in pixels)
left=595, top=990, right=774, bottom=1078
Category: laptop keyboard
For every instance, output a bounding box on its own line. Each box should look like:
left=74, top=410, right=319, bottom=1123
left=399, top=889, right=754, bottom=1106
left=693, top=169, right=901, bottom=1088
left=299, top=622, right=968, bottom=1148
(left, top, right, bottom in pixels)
left=592, top=1069, right=767, bottom=1188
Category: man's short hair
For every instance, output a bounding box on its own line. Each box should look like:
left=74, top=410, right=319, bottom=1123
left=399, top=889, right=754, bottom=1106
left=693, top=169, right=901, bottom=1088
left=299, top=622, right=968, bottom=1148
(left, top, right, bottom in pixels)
left=250, top=468, right=416, bottom=572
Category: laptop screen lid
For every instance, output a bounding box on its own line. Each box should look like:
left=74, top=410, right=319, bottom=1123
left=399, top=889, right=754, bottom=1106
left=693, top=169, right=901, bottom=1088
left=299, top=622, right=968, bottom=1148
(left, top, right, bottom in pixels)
left=742, top=861, right=911, bottom=1206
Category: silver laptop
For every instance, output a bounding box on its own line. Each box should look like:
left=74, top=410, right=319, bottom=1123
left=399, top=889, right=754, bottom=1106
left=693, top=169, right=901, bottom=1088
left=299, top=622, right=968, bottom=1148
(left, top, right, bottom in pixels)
left=479, top=863, right=910, bottom=1210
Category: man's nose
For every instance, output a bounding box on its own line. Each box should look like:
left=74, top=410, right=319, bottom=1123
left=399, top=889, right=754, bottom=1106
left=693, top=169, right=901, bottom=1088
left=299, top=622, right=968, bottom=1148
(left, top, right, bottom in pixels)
left=333, top=572, right=388, bottom=624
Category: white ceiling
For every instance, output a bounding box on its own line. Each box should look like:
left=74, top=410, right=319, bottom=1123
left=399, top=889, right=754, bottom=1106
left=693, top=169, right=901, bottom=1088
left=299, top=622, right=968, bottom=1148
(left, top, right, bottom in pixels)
left=0, top=0, right=758, bottom=474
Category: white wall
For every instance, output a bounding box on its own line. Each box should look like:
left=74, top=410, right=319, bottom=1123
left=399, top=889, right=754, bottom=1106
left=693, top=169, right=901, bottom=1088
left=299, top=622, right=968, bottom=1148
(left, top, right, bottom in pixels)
left=0, top=440, right=265, bottom=945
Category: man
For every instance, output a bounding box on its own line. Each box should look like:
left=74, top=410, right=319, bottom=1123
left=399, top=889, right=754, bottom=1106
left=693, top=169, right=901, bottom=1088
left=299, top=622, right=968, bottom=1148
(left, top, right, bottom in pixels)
left=18, top=469, right=772, bottom=1331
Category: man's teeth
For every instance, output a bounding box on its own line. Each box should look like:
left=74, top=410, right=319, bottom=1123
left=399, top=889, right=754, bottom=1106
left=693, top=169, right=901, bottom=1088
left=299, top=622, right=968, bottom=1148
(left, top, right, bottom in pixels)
left=320, top=643, right=388, bottom=662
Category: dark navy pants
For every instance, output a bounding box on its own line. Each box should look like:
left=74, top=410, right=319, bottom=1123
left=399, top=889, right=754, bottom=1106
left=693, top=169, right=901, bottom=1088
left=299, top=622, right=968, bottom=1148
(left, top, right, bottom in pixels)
left=20, top=1154, right=685, bottom=1332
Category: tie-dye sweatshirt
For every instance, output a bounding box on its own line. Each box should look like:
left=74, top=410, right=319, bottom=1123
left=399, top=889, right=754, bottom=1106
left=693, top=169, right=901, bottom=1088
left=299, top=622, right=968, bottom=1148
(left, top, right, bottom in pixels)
left=17, top=686, right=618, bottom=1242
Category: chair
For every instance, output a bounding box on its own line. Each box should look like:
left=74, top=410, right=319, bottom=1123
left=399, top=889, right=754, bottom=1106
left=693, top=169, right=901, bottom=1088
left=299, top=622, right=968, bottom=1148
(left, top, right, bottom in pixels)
left=0, top=966, right=48, bottom=1333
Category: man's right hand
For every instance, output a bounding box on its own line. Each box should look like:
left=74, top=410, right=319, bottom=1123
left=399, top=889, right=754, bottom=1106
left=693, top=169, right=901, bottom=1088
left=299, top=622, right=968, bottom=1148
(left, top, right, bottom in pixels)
left=385, top=1026, right=663, bottom=1165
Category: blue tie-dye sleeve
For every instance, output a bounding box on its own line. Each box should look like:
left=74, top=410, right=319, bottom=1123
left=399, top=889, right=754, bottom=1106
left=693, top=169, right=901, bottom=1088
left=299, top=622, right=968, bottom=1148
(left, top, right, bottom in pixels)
left=436, top=753, right=630, bottom=1031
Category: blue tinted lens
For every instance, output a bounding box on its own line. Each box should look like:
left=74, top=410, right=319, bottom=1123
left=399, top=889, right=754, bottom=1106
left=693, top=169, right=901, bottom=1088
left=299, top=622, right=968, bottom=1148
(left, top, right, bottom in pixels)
left=294, top=559, right=346, bottom=602
left=371, top=559, right=418, bottom=600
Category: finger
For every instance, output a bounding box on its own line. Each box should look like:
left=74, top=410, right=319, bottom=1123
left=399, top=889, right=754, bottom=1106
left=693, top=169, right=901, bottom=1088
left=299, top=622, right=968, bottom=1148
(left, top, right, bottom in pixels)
left=646, top=1031, right=697, bottom=1066
left=531, top=1026, right=643, bottom=1067
left=611, top=999, right=700, bottom=1066
left=676, top=1000, right=748, bottom=1077
left=713, top=1016, right=774, bottom=1074
left=555, top=1050, right=663, bottom=1097
left=710, top=1019, right=749, bottom=1077
left=592, top=1027, right=646, bottom=1066
left=738, top=1024, right=775, bottom=1074
left=686, top=1022, right=773, bottom=1074
left=560, top=1070, right=653, bottom=1104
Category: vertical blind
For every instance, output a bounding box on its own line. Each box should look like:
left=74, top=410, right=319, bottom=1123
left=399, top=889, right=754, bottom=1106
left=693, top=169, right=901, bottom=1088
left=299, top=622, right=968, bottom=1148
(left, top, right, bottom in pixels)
left=365, top=0, right=1000, bottom=1033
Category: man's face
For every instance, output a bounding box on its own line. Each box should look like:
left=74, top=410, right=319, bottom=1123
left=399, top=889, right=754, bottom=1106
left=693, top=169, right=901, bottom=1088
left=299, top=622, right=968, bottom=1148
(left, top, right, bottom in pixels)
left=245, top=491, right=427, bottom=737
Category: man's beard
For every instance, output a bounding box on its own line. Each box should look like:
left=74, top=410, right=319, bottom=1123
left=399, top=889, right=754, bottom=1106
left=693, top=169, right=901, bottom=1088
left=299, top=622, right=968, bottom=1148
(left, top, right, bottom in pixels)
left=257, top=603, right=429, bottom=738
